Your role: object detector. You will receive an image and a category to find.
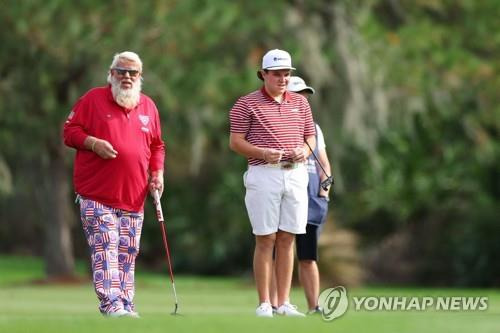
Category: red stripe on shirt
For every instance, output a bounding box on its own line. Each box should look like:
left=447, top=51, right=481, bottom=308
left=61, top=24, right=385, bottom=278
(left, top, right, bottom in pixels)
left=229, top=87, right=315, bottom=165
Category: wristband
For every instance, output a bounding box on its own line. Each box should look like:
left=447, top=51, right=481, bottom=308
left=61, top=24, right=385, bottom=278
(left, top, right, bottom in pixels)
left=91, top=139, right=97, bottom=152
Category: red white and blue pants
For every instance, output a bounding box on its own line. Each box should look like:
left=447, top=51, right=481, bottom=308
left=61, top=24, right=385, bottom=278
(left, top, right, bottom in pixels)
left=79, top=197, right=144, bottom=314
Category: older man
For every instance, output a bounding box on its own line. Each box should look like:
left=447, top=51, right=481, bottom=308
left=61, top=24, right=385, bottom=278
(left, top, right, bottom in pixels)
left=63, top=51, right=165, bottom=318
left=229, top=49, right=316, bottom=317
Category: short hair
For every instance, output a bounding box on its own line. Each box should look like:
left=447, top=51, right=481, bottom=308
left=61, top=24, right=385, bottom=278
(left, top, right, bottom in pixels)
left=107, top=51, right=143, bottom=83
left=110, top=51, right=142, bottom=70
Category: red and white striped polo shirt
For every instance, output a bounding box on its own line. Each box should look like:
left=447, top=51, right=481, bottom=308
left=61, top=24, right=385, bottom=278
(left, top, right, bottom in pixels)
left=230, top=87, right=316, bottom=166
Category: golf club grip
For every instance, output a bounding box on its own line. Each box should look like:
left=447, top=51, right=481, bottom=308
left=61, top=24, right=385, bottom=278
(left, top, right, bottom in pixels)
left=153, top=190, right=164, bottom=222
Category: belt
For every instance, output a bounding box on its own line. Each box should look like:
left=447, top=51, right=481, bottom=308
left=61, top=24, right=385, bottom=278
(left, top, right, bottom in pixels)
left=264, top=162, right=302, bottom=170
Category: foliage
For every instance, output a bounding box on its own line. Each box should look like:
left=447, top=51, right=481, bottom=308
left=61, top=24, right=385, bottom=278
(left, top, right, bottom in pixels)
left=337, top=0, right=500, bottom=285
left=0, top=0, right=498, bottom=285
left=0, top=1, right=288, bottom=275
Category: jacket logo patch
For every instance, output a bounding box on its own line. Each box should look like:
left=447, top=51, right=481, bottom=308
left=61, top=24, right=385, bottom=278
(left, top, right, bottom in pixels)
left=139, top=115, right=150, bottom=126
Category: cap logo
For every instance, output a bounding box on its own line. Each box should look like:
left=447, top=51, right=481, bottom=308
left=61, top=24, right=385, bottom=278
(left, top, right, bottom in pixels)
left=260, top=49, right=295, bottom=75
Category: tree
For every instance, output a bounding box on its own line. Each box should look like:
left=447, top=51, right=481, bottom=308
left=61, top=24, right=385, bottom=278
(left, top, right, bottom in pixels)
left=0, top=0, right=288, bottom=276
left=1, top=0, right=498, bottom=285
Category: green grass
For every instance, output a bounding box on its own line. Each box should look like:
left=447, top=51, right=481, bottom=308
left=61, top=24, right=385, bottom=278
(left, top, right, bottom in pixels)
left=1, top=256, right=500, bottom=333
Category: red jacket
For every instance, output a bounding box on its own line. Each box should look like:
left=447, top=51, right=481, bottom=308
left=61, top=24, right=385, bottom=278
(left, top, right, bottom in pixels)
left=63, top=86, right=165, bottom=212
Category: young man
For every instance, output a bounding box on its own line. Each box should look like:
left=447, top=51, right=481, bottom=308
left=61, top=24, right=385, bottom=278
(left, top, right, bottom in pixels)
left=63, top=51, right=165, bottom=318
left=229, top=49, right=316, bottom=317
left=288, top=76, right=332, bottom=314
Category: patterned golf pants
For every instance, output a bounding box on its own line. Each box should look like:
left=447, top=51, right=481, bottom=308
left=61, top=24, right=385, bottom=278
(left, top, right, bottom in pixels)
left=79, top=197, right=144, bottom=314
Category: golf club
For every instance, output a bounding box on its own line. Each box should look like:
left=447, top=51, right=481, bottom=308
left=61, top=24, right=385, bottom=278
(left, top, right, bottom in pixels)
left=305, top=141, right=334, bottom=191
left=153, top=189, right=180, bottom=315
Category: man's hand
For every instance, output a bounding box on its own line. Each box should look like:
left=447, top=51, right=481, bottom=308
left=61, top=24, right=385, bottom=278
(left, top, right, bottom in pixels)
left=149, top=170, right=164, bottom=198
left=262, top=148, right=284, bottom=164
left=85, top=136, right=118, bottom=159
left=290, top=146, right=308, bottom=163
left=319, top=188, right=330, bottom=200
left=92, top=139, right=118, bottom=159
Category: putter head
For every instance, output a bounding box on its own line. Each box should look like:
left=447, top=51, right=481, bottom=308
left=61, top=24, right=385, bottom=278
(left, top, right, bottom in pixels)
left=171, top=303, right=180, bottom=315
left=321, top=176, right=334, bottom=191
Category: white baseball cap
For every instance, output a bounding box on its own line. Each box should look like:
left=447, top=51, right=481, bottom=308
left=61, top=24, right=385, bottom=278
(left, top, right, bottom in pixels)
left=287, top=76, right=315, bottom=94
left=262, top=49, right=295, bottom=70
left=257, top=49, right=295, bottom=80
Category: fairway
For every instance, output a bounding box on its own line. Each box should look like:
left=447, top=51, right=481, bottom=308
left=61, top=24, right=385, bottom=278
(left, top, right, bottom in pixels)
left=1, top=257, right=500, bottom=333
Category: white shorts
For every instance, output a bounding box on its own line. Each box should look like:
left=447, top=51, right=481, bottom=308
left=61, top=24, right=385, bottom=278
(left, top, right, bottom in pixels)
left=243, top=164, right=309, bottom=235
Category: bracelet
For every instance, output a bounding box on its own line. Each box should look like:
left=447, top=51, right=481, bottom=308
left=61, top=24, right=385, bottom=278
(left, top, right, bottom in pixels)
left=91, top=139, right=97, bottom=152
left=262, top=148, right=267, bottom=162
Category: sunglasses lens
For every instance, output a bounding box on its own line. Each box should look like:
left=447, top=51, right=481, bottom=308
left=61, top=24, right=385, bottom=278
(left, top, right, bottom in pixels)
left=114, top=68, right=139, bottom=77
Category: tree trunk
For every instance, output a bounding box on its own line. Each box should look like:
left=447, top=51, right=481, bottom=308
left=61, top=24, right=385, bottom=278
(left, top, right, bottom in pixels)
left=42, top=141, right=76, bottom=278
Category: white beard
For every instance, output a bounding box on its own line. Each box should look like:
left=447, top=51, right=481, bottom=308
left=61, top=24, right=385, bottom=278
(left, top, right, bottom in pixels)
left=110, top=77, right=142, bottom=109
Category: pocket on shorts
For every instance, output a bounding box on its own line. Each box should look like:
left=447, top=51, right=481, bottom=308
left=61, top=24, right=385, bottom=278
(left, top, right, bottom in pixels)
left=243, top=170, right=248, bottom=187
left=299, top=167, right=309, bottom=187
left=243, top=168, right=253, bottom=188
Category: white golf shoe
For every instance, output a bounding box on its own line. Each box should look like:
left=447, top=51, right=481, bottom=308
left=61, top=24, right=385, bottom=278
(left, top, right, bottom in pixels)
left=104, top=309, right=129, bottom=318
left=123, top=304, right=140, bottom=318
left=276, top=302, right=305, bottom=317
left=125, top=311, right=140, bottom=318
left=255, top=302, right=274, bottom=317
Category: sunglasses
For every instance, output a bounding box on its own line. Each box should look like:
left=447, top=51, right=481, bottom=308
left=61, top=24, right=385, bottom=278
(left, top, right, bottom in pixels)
left=112, top=67, right=141, bottom=77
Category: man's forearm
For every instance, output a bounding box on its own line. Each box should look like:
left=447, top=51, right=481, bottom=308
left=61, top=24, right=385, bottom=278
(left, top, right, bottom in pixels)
left=83, top=136, right=98, bottom=151
left=318, top=148, right=332, bottom=196
left=230, top=133, right=266, bottom=160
